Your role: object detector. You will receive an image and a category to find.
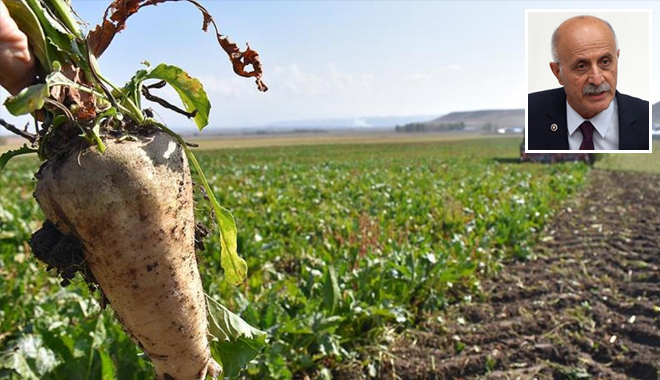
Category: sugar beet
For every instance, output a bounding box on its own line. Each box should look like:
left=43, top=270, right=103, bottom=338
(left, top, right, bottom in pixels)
left=34, top=132, right=220, bottom=380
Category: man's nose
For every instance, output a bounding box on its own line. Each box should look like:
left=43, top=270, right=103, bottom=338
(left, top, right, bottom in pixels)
left=587, top=65, right=604, bottom=85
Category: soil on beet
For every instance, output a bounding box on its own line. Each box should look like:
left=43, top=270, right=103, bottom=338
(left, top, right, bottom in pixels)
left=337, top=169, right=660, bottom=380
left=30, top=219, right=87, bottom=287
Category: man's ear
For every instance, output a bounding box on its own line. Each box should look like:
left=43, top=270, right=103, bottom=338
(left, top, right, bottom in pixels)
left=617, top=49, right=620, bottom=59
left=550, top=62, right=563, bottom=85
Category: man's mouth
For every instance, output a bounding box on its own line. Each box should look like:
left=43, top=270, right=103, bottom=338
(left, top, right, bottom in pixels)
left=587, top=91, right=607, bottom=99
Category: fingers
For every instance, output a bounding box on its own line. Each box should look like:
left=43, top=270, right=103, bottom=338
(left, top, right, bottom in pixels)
left=0, top=0, right=37, bottom=95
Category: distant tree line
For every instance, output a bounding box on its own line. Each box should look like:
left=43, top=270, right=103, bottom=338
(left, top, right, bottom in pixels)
left=247, top=128, right=327, bottom=135
left=395, top=121, right=465, bottom=133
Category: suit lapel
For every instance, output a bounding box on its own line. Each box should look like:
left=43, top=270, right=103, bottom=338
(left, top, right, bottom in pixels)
left=544, top=89, right=569, bottom=150
left=616, top=91, right=642, bottom=150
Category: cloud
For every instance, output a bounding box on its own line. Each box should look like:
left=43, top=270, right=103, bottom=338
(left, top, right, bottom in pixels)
left=200, top=75, right=258, bottom=98
left=269, top=63, right=375, bottom=97
left=411, top=64, right=462, bottom=81
left=440, top=64, right=463, bottom=72
left=412, top=73, right=432, bottom=81
left=94, top=61, right=474, bottom=128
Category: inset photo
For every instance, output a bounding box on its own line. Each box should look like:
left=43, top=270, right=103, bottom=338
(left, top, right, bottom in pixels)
left=526, top=10, right=651, bottom=153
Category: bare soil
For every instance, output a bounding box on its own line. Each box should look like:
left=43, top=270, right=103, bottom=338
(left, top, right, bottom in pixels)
left=341, top=169, right=660, bottom=379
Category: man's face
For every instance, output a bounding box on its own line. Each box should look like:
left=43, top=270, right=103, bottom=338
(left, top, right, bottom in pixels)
left=550, top=17, right=619, bottom=119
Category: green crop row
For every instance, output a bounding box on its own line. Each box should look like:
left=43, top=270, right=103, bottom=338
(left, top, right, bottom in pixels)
left=0, top=137, right=588, bottom=379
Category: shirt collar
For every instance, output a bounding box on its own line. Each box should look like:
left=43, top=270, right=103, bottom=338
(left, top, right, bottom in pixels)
left=566, top=97, right=617, bottom=138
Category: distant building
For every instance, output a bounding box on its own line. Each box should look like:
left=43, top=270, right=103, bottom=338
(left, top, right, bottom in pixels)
left=497, top=127, right=524, bottom=134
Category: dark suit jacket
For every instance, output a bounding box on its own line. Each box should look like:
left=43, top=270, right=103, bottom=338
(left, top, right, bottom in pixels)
left=528, top=88, right=649, bottom=150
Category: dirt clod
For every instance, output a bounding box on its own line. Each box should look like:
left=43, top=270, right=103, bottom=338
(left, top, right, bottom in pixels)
left=30, top=220, right=85, bottom=285
left=30, top=219, right=106, bottom=304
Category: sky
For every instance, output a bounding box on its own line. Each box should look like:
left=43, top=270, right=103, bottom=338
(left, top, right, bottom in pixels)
left=1, top=0, right=659, bottom=134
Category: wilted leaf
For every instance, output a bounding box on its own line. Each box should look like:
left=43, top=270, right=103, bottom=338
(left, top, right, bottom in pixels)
left=88, top=0, right=267, bottom=91
left=55, top=64, right=96, bottom=119
left=46, top=70, right=97, bottom=120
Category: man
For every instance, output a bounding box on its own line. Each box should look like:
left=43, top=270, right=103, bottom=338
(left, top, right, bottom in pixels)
left=0, top=0, right=36, bottom=95
left=528, top=15, right=649, bottom=151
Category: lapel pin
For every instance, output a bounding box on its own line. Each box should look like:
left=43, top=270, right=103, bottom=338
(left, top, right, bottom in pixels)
left=550, top=123, right=558, bottom=132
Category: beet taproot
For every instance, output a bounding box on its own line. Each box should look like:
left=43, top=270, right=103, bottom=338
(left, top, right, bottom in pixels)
left=34, top=131, right=221, bottom=380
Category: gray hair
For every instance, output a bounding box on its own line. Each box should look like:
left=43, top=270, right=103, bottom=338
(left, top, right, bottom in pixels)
left=551, top=16, right=618, bottom=63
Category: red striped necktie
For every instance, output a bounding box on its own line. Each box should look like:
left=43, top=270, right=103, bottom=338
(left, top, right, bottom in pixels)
left=579, top=121, right=595, bottom=150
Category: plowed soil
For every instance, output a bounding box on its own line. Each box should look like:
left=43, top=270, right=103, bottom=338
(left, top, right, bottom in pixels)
left=342, top=169, right=660, bottom=379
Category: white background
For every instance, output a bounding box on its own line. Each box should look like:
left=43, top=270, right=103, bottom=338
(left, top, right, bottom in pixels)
left=527, top=10, right=651, bottom=101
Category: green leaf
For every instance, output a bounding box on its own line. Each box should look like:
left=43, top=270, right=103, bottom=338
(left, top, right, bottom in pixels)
left=3, top=0, right=51, bottom=71
left=145, top=64, right=210, bottom=130
left=92, top=315, right=107, bottom=349
left=206, top=295, right=267, bottom=379
left=122, top=69, right=149, bottom=110
left=88, top=121, right=107, bottom=154
left=322, top=265, right=340, bottom=314
left=45, top=0, right=84, bottom=39
left=216, top=205, right=247, bottom=286
left=34, top=347, right=58, bottom=376
left=24, top=0, right=79, bottom=58
left=3, top=83, right=49, bottom=116
left=0, top=144, right=38, bottom=171
left=99, top=350, right=116, bottom=380
left=0, top=335, right=59, bottom=379
left=52, top=114, right=68, bottom=128
left=40, top=330, right=75, bottom=364
left=0, top=348, right=38, bottom=380
left=177, top=141, right=247, bottom=286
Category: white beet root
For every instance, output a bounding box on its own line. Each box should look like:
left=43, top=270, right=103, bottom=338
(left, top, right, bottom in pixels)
left=34, top=132, right=220, bottom=380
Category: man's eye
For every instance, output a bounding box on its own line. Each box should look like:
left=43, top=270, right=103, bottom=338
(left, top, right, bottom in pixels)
left=602, top=59, right=610, bottom=65
left=576, top=64, right=586, bottom=70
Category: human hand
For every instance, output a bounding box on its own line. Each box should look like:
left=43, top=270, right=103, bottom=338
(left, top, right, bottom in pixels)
left=0, top=0, right=37, bottom=95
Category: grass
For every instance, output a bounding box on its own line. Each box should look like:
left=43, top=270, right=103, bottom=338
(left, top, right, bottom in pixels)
left=1, top=136, right=592, bottom=379
left=594, top=139, right=660, bottom=173
left=186, top=131, right=515, bottom=150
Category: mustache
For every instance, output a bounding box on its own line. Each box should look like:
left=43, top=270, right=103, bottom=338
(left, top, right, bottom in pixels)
left=583, top=82, right=611, bottom=95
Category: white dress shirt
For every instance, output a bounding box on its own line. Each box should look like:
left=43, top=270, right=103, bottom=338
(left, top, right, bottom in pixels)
left=566, top=98, right=619, bottom=150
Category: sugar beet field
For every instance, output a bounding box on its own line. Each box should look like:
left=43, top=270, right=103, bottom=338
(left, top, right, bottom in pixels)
left=1, top=137, right=659, bottom=379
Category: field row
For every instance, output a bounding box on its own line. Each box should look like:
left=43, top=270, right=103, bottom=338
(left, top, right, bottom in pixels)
left=1, top=138, right=591, bottom=379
